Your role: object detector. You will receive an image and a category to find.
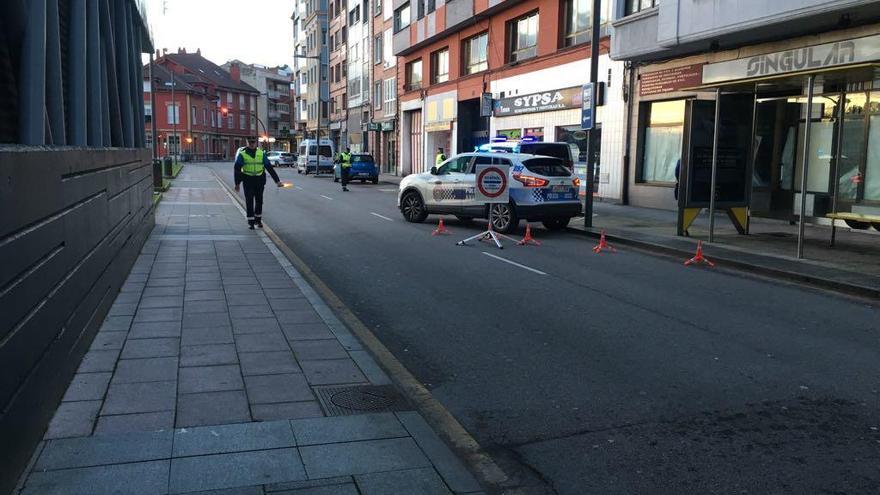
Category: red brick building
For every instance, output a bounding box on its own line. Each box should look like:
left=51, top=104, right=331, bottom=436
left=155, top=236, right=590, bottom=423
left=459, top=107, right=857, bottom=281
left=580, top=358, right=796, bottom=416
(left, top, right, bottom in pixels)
left=145, top=48, right=259, bottom=160
left=391, top=0, right=620, bottom=181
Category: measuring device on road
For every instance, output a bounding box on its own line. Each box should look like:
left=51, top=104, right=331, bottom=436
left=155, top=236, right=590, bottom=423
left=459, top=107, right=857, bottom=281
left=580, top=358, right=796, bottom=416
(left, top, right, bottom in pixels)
left=457, top=164, right=517, bottom=249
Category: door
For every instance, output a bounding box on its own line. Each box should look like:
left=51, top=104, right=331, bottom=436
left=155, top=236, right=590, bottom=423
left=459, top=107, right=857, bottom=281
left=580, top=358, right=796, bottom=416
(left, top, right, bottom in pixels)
left=426, top=155, right=471, bottom=213
left=409, top=111, right=424, bottom=174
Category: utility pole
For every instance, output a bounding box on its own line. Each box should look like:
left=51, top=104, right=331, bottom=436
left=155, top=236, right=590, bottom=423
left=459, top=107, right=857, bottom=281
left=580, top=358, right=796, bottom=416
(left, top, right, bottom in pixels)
left=584, top=0, right=601, bottom=228
left=171, top=69, right=177, bottom=164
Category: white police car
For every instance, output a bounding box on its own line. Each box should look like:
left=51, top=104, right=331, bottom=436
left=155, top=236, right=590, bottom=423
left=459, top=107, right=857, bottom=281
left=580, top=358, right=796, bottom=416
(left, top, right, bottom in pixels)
left=398, top=152, right=581, bottom=233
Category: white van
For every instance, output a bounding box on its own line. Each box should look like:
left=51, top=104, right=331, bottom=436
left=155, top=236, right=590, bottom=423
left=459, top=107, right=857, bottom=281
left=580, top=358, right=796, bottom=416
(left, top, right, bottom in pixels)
left=297, top=139, right=335, bottom=175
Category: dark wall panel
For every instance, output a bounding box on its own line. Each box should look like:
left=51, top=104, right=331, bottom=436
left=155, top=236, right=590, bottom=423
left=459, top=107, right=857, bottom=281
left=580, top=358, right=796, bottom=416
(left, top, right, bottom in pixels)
left=0, top=147, right=154, bottom=494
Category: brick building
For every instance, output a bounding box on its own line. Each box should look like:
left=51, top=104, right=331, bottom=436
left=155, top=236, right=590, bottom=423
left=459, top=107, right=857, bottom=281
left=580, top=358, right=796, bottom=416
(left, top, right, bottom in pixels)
left=146, top=48, right=260, bottom=160
left=369, top=0, right=399, bottom=173
left=329, top=0, right=349, bottom=147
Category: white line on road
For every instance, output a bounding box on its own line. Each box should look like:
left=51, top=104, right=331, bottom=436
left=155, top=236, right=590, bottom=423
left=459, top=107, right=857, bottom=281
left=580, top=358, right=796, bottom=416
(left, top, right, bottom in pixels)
left=481, top=252, right=547, bottom=276
left=320, top=195, right=333, bottom=200
left=295, top=186, right=303, bottom=190
left=378, top=188, right=397, bottom=192
left=370, top=212, right=394, bottom=222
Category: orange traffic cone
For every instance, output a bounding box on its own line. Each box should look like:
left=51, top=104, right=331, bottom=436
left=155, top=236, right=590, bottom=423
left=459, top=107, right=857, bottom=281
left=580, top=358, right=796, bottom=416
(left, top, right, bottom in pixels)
left=684, top=240, right=715, bottom=267
left=432, top=218, right=450, bottom=236
left=592, top=231, right=616, bottom=253
left=518, top=224, right=541, bottom=246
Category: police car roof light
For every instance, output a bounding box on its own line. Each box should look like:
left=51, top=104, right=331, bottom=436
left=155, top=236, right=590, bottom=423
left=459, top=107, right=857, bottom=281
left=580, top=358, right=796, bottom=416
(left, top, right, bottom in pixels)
left=519, top=136, right=538, bottom=143
left=491, top=136, right=508, bottom=142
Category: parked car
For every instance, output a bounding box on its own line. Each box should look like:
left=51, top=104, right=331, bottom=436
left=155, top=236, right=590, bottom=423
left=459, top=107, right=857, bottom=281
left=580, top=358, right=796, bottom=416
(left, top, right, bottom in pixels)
left=476, top=137, right=578, bottom=171
left=334, top=154, right=379, bottom=184
left=266, top=151, right=296, bottom=167
left=397, top=152, right=581, bottom=233
left=297, top=139, right=335, bottom=174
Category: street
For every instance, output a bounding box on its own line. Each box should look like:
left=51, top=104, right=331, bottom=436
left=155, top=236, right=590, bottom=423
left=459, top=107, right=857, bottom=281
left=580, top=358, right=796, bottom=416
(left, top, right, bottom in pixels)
left=210, top=162, right=880, bottom=495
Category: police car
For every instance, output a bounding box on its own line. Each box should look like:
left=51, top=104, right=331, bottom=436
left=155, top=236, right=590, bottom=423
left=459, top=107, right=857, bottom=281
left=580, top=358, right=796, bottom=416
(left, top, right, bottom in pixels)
left=397, top=151, right=582, bottom=233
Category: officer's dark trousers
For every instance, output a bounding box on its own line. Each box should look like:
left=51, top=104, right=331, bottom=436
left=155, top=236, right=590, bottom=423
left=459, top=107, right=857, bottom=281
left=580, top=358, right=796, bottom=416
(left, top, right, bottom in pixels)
left=242, top=174, right=266, bottom=224
left=341, top=166, right=350, bottom=189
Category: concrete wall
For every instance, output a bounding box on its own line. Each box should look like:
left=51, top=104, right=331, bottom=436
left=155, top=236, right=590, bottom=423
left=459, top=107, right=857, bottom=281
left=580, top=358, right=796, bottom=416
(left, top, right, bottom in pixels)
left=0, top=147, right=155, bottom=494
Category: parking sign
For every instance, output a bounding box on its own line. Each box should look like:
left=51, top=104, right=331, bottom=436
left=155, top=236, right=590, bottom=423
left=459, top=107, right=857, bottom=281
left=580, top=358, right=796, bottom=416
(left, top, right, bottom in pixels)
left=581, top=83, right=594, bottom=130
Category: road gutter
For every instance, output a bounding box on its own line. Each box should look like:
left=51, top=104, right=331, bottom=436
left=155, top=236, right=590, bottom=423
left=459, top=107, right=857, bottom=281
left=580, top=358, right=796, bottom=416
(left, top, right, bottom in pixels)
left=210, top=169, right=511, bottom=492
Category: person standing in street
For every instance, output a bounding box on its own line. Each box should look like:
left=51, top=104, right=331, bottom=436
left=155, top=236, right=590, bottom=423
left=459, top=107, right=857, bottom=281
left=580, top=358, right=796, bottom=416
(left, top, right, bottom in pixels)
left=338, top=147, right=352, bottom=192
left=234, top=137, right=282, bottom=229
left=435, top=147, right=447, bottom=167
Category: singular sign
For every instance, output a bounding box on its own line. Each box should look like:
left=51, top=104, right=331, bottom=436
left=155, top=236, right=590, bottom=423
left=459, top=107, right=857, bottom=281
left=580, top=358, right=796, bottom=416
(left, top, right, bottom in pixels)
left=493, top=87, right=581, bottom=117
left=703, top=35, right=880, bottom=84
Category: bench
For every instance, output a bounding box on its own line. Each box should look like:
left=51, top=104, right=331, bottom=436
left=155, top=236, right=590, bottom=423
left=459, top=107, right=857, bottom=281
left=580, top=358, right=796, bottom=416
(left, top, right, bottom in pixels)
left=826, top=212, right=880, bottom=246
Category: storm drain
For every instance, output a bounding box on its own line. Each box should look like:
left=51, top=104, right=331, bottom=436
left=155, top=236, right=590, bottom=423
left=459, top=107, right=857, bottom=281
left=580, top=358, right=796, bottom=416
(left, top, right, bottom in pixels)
left=314, top=385, right=410, bottom=416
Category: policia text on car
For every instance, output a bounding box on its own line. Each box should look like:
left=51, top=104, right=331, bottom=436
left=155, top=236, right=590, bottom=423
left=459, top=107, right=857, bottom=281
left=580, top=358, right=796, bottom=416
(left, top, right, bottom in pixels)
left=234, top=137, right=282, bottom=229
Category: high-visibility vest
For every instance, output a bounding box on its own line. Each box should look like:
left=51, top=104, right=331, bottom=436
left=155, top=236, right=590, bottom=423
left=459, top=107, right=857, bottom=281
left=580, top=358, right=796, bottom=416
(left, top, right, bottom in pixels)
left=240, top=149, right=265, bottom=176
left=340, top=152, right=352, bottom=168
left=435, top=153, right=446, bottom=166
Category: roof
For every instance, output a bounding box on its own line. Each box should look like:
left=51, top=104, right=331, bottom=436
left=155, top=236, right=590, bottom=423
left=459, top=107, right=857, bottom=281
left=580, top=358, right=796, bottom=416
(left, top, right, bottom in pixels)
left=164, top=53, right=259, bottom=94
left=143, top=64, right=196, bottom=92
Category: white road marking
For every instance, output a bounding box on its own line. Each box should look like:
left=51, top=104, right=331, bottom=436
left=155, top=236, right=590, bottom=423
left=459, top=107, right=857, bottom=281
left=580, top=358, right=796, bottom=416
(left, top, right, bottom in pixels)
left=370, top=212, right=394, bottom=222
left=320, top=195, right=333, bottom=200
left=378, top=188, right=397, bottom=192
left=295, top=186, right=303, bottom=190
left=481, top=252, right=547, bottom=276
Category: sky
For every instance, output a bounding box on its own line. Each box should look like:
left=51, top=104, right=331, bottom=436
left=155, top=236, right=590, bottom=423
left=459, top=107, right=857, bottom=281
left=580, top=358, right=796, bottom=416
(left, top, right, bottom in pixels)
left=142, top=0, right=296, bottom=68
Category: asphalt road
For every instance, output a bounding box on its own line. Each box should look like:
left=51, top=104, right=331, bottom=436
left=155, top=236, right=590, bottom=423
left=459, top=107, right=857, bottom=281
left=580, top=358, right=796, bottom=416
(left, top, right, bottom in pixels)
left=208, top=163, right=880, bottom=495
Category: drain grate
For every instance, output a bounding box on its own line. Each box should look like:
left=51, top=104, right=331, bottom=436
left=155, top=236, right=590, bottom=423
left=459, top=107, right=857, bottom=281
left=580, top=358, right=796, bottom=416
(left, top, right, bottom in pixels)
left=314, top=385, right=410, bottom=416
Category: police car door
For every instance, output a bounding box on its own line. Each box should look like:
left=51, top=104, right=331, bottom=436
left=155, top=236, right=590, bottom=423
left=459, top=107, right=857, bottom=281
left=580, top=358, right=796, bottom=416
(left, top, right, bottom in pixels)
left=428, top=155, right=472, bottom=212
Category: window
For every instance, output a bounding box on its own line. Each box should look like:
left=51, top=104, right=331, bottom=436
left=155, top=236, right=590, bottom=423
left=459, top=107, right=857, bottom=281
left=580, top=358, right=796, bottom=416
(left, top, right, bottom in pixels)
left=406, top=59, right=422, bottom=90
left=384, top=77, right=397, bottom=117
left=240, top=114, right=246, bottom=130
left=562, top=0, right=590, bottom=47
left=374, top=35, right=383, bottom=64
left=639, top=100, right=685, bottom=183
left=349, top=5, right=360, bottom=25
left=438, top=156, right=471, bottom=174
left=167, top=104, right=180, bottom=124
left=374, top=81, right=383, bottom=109
left=427, top=0, right=435, bottom=14
left=416, top=0, right=424, bottom=19
left=239, top=94, right=245, bottom=108
left=508, top=12, right=538, bottom=62
left=374, top=0, right=382, bottom=16
left=226, top=92, right=232, bottom=104
left=191, top=106, right=197, bottom=125
left=228, top=113, right=234, bottom=129
left=144, top=103, right=152, bottom=124
left=394, top=3, right=410, bottom=32
left=430, top=48, right=449, bottom=84
left=203, top=108, right=208, bottom=126
left=626, top=0, right=656, bottom=15
left=462, top=32, right=488, bottom=75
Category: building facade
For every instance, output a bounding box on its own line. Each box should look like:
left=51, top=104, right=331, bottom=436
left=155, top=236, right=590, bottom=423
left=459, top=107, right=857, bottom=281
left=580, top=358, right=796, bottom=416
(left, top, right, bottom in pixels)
left=329, top=0, right=349, bottom=147
left=347, top=0, right=373, bottom=152
left=611, top=0, right=880, bottom=223
left=391, top=0, right=625, bottom=200
left=369, top=0, right=399, bottom=173
left=222, top=61, right=294, bottom=150
left=148, top=49, right=260, bottom=160
left=304, top=0, right=331, bottom=138
left=292, top=0, right=310, bottom=143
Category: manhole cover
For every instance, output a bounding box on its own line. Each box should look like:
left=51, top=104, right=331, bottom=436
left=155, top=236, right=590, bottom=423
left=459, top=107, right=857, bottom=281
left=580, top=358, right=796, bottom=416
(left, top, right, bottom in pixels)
left=314, top=385, right=409, bottom=416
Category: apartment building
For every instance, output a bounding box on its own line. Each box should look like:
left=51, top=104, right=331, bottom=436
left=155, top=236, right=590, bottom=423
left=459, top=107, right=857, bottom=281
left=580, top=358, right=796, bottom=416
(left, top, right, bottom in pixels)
left=391, top=0, right=625, bottom=200
left=304, top=0, right=330, bottom=137
left=148, top=48, right=259, bottom=159
left=329, top=0, right=349, bottom=147
left=292, top=0, right=310, bottom=143
left=611, top=0, right=880, bottom=224
left=370, top=0, right=399, bottom=173
left=346, top=0, right=373, bottom=151
left=222, top=61, right=294, bottom=150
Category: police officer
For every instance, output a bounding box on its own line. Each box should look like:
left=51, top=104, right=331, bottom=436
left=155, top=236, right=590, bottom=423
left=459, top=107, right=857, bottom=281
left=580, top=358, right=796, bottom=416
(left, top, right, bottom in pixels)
left=435, top=147, right=447, bottom=167
left=337, top=147, right=352, bottom=192
left=234, top=137, right=282, bottom=229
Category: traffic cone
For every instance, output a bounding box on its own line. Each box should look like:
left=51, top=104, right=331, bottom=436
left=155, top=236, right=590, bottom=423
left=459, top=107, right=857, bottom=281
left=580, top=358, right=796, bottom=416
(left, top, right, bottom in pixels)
left=592, top=231, right=616, bottom=253
left=518, top=224, right=541, bottom=246
left=684, top=240, right=715, bottom=267
left=432, top=218, right=450, bottom=236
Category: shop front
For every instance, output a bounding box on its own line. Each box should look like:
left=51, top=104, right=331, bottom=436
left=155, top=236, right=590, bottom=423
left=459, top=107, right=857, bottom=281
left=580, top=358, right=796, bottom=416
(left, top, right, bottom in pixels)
left=424, top=91, right=457, bottom=167
left=627, top=27, right=880, bottom=253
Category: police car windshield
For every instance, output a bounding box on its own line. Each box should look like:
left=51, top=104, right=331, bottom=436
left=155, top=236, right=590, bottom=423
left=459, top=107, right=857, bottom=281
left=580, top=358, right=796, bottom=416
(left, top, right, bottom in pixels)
left=523, top=158, right=571, bottom=177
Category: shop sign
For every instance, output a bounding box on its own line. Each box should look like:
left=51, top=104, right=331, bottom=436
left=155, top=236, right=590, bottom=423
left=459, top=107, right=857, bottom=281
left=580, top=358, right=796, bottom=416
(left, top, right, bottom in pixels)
left=640, top=64, right=704, bottom=96
left=381, top=121, right=395, bottom=131
left=425, top=121, right=452, bottom=132
left=494, top=86, right=582, bottom=117
left=366, top=122, right=381, bottom=131
left=703, top=35, right=880, bottom=84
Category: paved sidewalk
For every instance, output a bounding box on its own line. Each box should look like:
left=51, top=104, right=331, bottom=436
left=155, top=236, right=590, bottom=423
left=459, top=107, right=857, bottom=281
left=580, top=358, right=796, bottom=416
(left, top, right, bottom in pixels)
left=18, top=165, right=482, bottom=495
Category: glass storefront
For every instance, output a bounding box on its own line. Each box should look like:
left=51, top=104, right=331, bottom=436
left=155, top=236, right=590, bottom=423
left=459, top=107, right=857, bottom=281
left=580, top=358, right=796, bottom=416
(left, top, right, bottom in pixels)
left=639, top=100, right=685, bottom=183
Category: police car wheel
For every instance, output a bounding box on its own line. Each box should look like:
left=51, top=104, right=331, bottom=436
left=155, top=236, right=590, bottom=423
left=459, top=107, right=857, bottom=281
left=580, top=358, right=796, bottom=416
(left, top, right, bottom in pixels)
left=489, top=203, right=518, bottom=234
left=542, top=217, right=571, bottom=231
left=401, top=191, right=428, bottom=223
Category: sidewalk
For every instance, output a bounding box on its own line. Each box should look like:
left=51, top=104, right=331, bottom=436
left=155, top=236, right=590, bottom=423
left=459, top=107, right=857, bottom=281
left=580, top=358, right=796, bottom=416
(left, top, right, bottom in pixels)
left=574, top=202, right=880, bottom=298
left=18, top=165, right=482, bottom=495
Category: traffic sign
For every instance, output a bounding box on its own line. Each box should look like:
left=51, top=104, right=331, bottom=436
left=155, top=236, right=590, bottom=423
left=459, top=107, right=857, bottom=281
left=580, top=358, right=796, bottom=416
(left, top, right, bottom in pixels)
left=581, top=83, right=594, bottom=130
left=475, top=164, right=509, bottom=203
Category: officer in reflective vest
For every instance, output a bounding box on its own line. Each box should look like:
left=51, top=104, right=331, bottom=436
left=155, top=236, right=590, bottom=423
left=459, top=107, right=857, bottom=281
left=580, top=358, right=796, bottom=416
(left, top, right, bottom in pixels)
left=337, top=147, right=352, bottom=192
left=435, top=147, right=447, bottom=166
left=234, top=137, right=282, bottom=229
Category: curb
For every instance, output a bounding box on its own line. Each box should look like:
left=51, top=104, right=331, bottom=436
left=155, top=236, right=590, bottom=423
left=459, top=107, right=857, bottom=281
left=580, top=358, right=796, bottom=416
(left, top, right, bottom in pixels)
left=568, top=227, right=880, bottom=301
left=210, top=169, right=511, bottom=493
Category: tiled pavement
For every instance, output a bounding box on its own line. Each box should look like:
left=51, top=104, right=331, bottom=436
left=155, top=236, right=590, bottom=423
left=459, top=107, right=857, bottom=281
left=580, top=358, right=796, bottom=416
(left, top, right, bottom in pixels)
left=18, top=166, right=483, bottom=495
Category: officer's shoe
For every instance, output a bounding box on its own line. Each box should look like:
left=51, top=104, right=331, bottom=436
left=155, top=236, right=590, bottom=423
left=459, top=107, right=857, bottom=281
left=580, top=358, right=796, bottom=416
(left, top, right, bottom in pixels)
left=248, top=219, right=255, bottom=230
left=342, top=187, right=349, bottom=192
